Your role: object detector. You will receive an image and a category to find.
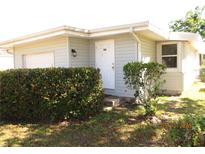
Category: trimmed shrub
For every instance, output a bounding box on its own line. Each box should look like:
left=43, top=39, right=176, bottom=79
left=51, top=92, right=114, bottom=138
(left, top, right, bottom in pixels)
left=167, top=114, right=205, bottom=146
left=123, top=62, right=166, bottom=116
left=200, top=68, right=205, bottom=82
left=0, top=68, right=104, bottom=122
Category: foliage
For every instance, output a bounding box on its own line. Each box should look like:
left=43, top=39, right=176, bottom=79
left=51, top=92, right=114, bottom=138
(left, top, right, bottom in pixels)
left=0, top=68, right=104, bottom=122
left=123, top=62, right=166, bottom=116
left=169, top=6, right=205, bottom=39
left=0, top=81, right=205, bottom=146
left=168, top=114, right=205, bottom=146
left=200, top=68, right=205, bottom=82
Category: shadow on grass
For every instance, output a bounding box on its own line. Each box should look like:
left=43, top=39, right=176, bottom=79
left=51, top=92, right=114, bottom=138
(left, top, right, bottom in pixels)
left=157, top=98, right=205, bottom=115
left=0, top=104, right=166, bottom=147
left=1, top=97, right=205, bottom=147
left=0, top=109, right=128, bottom=146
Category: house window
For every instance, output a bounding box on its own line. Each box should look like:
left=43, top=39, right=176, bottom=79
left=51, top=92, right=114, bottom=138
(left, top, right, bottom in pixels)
left=162, top=44, right=177, bottom=68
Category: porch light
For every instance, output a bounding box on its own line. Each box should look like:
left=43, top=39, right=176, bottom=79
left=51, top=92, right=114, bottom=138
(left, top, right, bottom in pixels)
left=71, top=49, right=77, bottom=57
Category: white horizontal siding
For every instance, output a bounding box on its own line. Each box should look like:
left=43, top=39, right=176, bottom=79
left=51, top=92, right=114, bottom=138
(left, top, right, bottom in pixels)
left=69, top=37, right=89, bottom=67
left=161, top=72, right=183, bottom=92
left=139, top=35, right=156, bottom=62
left=14, top=37, right=68, bottom=68
left=0, top=55, right=13, bottom=70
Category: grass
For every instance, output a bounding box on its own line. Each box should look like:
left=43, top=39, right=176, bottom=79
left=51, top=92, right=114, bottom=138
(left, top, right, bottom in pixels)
left=157, top=81, right=205, bottom=119
left=0, top=81, right=205, bottom=147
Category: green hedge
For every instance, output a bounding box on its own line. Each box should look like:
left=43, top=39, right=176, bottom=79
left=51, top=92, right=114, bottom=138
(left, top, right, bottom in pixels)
left=0, top=68, right=104, bottom=122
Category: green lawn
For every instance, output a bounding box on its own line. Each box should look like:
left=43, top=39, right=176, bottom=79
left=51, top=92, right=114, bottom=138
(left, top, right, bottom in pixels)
left=0, top=81, right=205, bottom=147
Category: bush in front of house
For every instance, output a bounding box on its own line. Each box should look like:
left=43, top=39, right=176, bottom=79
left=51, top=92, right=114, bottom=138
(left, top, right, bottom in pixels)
left=167, top=114, right=205, bottom=146
left=200, top=68, right=205, bottom=82
left=123, top=62, right=166, bottom=116
left=0, top=68, right=104, bottom=122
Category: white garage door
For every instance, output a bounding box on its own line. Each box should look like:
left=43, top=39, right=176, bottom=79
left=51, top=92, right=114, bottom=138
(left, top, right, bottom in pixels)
left=24, top=52, right=54, bottom=68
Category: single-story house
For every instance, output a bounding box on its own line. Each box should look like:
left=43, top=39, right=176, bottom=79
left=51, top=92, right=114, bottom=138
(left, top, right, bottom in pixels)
left=0, top=50, right=13, bottom=70
left=0, top=21, right=204, bottom=97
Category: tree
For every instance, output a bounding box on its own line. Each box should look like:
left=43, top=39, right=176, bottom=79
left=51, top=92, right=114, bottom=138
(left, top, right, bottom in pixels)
left=169, top=6, right=205, bottom=39
left=123, top=62, right=166, bottom=116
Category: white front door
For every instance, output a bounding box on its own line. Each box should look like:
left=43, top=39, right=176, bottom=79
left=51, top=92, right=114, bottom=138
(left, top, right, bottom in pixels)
left=24, top=52, right=54, bottom=68
left=95, top=40, right=115, bottom=89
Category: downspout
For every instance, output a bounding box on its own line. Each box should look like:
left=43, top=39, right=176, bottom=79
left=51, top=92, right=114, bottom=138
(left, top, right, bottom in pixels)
left=129, top=27, right=141, bottom=61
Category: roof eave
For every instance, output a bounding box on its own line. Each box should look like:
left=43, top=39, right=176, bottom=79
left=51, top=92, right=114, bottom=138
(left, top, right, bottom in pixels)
left=169, top=32, right=205, bottom=53
left=89, top=22, right=168, bottom=40
left=0, top=22, right=168, bottom=47
left=0, top=21, right=185, bottom=49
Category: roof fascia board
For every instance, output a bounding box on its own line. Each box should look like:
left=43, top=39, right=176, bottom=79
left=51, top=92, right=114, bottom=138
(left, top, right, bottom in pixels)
left=89, top=21, right=149, bottom=33
left=0, top=30, right=90, bottom=48
left=169, top=32, right=205, bottom=54
left=89, top=28, right=132, bottom=38
left=0, top=26, right=68, bottom=46
left=89, top=25, right=167, bottom=38
left=65, top=31, right=89, bottom=38
left=1, top=31, right=67, bottom=48
left=1, top=21, right=194, bottom=47
left=147, top=24, right=169, bottom=40
left=0, top=26, right=88, bottom=46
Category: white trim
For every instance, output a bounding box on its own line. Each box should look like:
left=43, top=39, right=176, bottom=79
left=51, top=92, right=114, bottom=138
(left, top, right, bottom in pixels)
left=95, top=39, right=115, bottom=89
left=157, top=42, right=182, bottom=72
left=0, top=21, right=167, bottom=49
left=162, top=55, right=177, bottom=57
left=90, top=21, right=150, bottom=33
left=0, top=21, right=203, bottom=54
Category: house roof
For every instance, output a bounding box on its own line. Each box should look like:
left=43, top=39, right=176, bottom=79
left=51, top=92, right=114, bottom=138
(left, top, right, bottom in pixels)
left=0, top=21, right=204, bottom=54
left=169, top=32, right=205, bottom=54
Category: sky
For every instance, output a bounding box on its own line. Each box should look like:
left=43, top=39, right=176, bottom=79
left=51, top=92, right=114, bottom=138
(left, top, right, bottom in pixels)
left=0, top=0, right=205, bottom=41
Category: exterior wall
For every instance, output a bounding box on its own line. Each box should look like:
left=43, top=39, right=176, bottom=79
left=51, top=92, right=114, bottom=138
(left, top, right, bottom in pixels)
left=0, top=51, right=13, bottom=70
left=157, top=41, right=200, bottom=94
left=182, top=42, right=200, bottom=90
left=157, top=41, right=184, bottom=94
left=161, top=72, right=183, bottom=93
left=14, top=33, right=198, bottom=96
left=89, top=34, right=156, bottom=97
left=139, top=35, right=156, bottom=62
left=11, top=31, right=201, bottom=96
left=69, top=37, right=90, bottom=67
left=14, top=36, right=68, bottom=68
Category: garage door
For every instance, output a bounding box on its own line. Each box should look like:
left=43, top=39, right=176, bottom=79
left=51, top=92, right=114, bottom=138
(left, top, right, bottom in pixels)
left=24, top=52, right=54, bottom=68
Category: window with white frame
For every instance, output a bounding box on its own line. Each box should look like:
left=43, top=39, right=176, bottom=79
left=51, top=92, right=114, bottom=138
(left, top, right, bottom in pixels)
left=161, top=44, right=177, bottom=68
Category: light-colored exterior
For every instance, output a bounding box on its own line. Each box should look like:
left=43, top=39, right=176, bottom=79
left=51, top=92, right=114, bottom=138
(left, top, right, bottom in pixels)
left=0, top=21, right=204, bottom=97
left=157, top=41, right=200, bottom=94
left=0, top=50, right=13, bottom=70
left=14, top=37, right=68, bottom=68
left=90, top=34, right=138, bottom=97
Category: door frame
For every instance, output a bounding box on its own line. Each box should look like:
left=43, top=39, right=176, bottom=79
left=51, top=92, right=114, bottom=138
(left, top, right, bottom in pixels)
left=95, top=39, right=115, bottom=89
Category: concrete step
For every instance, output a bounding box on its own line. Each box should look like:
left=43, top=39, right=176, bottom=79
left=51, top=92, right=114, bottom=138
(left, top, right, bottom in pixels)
left=103, top=96, right=135, bottom=107
left=103, top=97, right=120, bottom=107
